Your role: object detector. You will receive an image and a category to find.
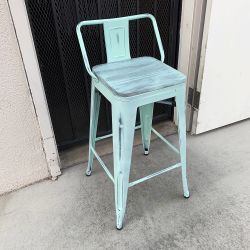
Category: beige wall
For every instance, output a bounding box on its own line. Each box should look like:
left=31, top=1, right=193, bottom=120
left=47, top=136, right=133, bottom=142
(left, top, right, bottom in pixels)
left=0, top=0, right=49, bottom=194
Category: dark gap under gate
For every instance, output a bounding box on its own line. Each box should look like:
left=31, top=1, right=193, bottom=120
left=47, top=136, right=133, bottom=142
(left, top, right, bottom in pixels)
left=25, top=0, right=182, bottom=150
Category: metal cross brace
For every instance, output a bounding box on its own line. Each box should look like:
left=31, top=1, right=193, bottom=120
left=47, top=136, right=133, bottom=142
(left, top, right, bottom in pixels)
left=91, top=126, right=181, bottom=188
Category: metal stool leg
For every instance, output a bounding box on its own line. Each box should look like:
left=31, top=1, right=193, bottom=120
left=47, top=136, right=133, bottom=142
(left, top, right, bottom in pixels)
left=86, top=82, right=101, bottom=176
left=139, top=103, right=154, bottom=155
left=176, top=87, right=190, bottom=198
left=112, top=103, right=137, bottom=229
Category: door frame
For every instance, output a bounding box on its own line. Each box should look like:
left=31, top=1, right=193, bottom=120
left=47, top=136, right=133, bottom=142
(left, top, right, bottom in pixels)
left=177, top=0, right=210, bottom=132
left=7, top=0, right=201, bottom=176
left=190, top=0, right=212, bottom=134
left=7, top=0, right=61, bottom=178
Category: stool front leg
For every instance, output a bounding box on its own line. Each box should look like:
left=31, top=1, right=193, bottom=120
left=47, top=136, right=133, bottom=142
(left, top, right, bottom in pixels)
left=112, top=104, right=137, bottom=229
left=176, top=87, right=189, bottom=198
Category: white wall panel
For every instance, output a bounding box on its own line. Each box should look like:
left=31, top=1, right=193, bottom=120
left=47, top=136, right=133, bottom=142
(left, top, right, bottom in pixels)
left=194, top=0, right=250, bottom=133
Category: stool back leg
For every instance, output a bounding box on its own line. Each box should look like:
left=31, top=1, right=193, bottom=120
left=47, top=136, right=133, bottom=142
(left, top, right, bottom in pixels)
left=112, top=103, right=137, bottom=229
left=139, top=103, right=154, bottom=155
left=176, top=87, right=190, bottom=198
left=86, top=82, right=101, bottom=176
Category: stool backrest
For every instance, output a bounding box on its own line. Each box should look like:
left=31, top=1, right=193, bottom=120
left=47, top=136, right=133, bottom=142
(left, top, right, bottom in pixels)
left=76, top=14, right=165, bottom=79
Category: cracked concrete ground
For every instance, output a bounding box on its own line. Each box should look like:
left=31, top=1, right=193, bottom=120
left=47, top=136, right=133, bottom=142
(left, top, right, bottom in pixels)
left=0, top=119, right=250, bottom=249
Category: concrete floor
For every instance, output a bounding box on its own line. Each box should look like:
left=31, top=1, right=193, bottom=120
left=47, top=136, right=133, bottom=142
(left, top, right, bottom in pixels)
left=0, top=119, right=250, bottom=249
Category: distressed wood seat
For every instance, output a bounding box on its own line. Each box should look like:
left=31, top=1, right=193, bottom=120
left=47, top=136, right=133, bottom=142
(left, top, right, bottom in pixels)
left=93, top=56, right=186, bottom=97
left=77, top=14, right=189, bottom=230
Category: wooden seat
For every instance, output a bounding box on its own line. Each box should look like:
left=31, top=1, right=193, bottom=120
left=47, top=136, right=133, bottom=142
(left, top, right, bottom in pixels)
left=93, top=57, right=186, bottom=97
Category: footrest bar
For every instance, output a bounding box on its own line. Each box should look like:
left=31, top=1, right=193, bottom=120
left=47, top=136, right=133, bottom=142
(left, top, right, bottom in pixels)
left=156, top=100, right=175, bottom=106
left=95, top=133, right=113, bottom=142
left=129, top=163, right=181, bottom=188
left=151, top=128, right=179, bottom=154
left=91, top=147, right=114, bottom=183
left=95, top=125, right=141, bottom=142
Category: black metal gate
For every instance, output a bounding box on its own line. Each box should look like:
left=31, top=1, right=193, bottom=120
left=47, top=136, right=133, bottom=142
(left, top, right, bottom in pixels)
left=25, top=0, right=182, bottom=150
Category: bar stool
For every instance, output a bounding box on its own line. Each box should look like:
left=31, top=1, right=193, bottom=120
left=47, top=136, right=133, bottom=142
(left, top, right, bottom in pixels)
left=76, top=14, right=189, bottom=230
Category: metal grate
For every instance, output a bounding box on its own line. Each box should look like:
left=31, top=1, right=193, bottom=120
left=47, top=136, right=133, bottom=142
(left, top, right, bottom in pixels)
left=25, top=0, right=182, bottom=150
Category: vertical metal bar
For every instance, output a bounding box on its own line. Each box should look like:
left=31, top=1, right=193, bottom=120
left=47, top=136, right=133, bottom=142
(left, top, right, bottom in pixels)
left=74, top=0, right=80, bottom=22
left=168, top=0, right=180, bottom=67
left=50, top=0, right=76, bottom=139
left=97, top=0, right=105, bottom=63
left=136, top=0, right=140, bottom=57
left=118, top=0, right=121, bottom=17
left=175, top=0, right=183, bottom=67
left=74, top=0, right=91, bottom=113
left=153, top=0, right=158, bottom=58
left=97, top=0, right=112, bottom=131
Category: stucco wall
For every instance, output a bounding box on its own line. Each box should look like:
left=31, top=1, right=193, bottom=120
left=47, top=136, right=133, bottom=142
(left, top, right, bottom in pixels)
left=0, top=0, right=49, bottom=194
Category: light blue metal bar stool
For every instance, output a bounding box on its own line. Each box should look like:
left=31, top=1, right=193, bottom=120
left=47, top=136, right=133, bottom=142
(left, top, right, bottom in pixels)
left=76, top=14, right=189, bottom=230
